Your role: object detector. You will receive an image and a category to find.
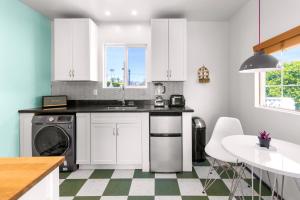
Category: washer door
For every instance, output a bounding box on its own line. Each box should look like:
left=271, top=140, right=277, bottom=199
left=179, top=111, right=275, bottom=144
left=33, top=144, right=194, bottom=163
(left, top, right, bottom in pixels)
left=34, top=125, right=70, bottom=156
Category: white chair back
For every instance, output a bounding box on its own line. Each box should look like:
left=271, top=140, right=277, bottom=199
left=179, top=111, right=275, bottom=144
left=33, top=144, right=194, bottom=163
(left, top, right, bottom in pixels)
left=205, top=117, right=244, bottom=163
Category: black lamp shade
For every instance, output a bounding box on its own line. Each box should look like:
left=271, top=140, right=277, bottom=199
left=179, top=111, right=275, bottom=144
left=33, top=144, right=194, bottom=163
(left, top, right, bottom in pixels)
left=239, top=52, right=280, bottom=73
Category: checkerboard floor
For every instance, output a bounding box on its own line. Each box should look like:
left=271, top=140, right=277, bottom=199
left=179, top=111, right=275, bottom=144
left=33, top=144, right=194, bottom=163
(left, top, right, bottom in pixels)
left=59, top=158, right=272, bottom=200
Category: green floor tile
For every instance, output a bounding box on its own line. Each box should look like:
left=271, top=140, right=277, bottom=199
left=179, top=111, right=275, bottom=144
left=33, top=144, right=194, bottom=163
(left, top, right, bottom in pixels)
left=128, top=196, right=155, bottom=200
left=176, top=168, right=198, bottom=178
left=60, top=179, right=87, bottom=196
left=73, top=197, right=100, bottom=200
left=200, top=179, right=230, bottom=196
left=59, top=172, right=71, bottom=179
left=193, top=160, right=211, bottom=166
left=103, top=179, right=132, bottom=196
left=214, top=167, right=237, bottom=179
left=155, top=179, right=180, bottom=195
left=89, top=169, right=114, bottom=179
left=182, top=196, right=209, bottom=200
left=133, top=169, right=155, bottom=178
left=244, top=179, right=272, bottom=196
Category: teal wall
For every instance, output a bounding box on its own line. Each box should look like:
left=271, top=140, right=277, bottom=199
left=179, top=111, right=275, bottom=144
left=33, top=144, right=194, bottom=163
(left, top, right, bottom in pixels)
left=0, top=0, right=51, bottom=156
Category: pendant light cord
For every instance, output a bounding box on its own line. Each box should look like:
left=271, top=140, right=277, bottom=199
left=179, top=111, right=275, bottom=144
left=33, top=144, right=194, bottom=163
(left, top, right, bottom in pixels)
left=259, top=0, right=261, bottom=44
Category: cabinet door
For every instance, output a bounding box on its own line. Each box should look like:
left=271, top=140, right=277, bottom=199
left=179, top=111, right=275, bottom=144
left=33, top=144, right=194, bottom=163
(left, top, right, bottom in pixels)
left=91, top=123, right=116, bottom=164
left=151, top=19, right=169, bottom=81
left=116, top=123, right=142, bottom=165
left=169, top=19, right=187, bottom=81
left=76, top=113, right=91, bottom=164
left=54, top=19, right=73, bottom=81
left=73, top=19, right=92, bottom=81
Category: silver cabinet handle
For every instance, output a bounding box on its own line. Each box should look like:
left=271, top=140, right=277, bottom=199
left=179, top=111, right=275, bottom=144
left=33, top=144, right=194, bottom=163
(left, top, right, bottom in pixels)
left=116, top=127, right=119, bottom=136
left=69, top=69, right=72, bottom=78
left=170, top=70, right=172, bottom=78
left=113, top=128, right=116, bottom=136
left=72, top=69, right=75, bottom=78
left=167, top=70, right=169, bottom=78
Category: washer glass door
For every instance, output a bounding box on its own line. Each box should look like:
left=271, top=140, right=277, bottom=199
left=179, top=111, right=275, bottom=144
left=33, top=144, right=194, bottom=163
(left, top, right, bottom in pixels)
left=34, top=125, right=70, bottom=156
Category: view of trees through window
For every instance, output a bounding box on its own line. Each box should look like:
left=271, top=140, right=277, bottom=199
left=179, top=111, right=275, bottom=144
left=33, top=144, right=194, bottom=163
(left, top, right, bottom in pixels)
left=104, top=45, right=146, bottom=88
left=263, top=46, right=300, bottom=111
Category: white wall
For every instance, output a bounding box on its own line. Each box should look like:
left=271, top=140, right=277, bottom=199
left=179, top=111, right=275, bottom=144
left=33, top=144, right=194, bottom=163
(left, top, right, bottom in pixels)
left=97, top=22, right=151, bottom=82
left=229, top=0, right=300, bottom=199
left=184, top=21, right=229, bottom=139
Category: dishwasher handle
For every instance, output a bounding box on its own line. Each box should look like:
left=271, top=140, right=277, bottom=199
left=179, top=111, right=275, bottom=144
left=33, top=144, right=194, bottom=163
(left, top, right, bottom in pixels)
left=150, top=133, right=182, bottom=137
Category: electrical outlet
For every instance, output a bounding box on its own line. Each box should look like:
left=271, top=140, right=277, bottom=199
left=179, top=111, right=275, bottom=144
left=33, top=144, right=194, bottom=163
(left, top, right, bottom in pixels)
left=93, top=89, right=98, bottom=96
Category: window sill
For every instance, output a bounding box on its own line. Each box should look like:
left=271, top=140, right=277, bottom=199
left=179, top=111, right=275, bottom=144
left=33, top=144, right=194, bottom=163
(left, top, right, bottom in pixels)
left=255, top=105, right=300, bottom=116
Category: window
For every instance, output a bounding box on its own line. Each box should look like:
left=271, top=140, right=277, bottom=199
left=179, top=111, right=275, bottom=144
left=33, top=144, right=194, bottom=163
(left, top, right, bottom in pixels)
left=260, top=45, right=300, bottom=111
left=104, top=45, right=147, bottom=88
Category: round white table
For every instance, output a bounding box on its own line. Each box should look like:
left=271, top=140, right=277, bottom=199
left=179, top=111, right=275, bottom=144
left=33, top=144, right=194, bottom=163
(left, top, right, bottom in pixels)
left=222, top=135, right=300, bottom=199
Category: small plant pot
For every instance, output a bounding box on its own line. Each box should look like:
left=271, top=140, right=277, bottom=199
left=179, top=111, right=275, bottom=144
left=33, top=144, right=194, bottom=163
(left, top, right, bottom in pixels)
left=258, top=137, right=271, bottom=149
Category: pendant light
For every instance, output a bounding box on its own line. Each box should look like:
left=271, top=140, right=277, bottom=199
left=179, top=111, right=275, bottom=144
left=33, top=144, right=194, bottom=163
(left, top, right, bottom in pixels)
left=239, top=0, right=280, bottom=73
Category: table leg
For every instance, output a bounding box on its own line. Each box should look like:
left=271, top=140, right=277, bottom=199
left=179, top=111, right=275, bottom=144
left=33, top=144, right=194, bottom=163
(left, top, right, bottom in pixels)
left=259, top=169, right=262, bottom=200
left=251, top=166, right=254, bottom=200
left=280, top=176, right=284, bottom=200
left=271, top=174, right=278, bottom=199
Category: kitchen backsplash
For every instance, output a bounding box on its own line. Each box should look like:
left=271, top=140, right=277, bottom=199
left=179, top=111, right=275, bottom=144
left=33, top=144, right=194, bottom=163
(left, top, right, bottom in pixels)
left=51, top=82, right=183, bottom=100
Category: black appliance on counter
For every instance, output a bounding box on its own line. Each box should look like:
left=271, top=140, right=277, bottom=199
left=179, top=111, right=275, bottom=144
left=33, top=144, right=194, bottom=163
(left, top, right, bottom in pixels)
left=169, top=95, right=185, bottom=107
left=42, top=95, right=67, bottom=109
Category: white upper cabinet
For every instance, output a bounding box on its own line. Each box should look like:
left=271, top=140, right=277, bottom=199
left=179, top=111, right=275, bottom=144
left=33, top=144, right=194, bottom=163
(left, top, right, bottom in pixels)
left=54, top=18, right=98, bottom=81
left=151, top=18, right=187, bottom=81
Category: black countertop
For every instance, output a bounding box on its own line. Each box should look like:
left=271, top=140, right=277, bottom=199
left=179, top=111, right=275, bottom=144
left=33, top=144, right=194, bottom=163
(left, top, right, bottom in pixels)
left=18, top=100, right=194, bottom=114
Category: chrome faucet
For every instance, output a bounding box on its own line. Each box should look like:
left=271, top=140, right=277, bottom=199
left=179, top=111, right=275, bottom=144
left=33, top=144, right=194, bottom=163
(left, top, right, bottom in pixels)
left=121, top=85, right=126, bottom=106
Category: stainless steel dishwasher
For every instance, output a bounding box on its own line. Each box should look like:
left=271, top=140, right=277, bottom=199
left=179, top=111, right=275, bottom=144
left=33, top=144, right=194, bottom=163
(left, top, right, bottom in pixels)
left=150, top=112, right=182, bottom=172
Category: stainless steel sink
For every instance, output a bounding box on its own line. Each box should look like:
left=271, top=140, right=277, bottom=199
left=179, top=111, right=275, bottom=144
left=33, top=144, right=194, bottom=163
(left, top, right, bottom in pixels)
left=106, top=106, right=138, bottom=110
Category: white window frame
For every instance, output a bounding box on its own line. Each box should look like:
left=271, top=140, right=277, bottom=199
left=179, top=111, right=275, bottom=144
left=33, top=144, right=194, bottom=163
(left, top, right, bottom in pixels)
left=103, top=44, right=148, bottom=89
left=258, top=69, right=300, bottom=114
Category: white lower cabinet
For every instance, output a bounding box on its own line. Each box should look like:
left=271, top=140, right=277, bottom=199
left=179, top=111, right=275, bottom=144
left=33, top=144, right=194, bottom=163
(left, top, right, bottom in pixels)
left=116, top=123, right=142, bottom=165
left=91, top=123, right=116, bottom=164
left=76, top=113, right=147, bottom=168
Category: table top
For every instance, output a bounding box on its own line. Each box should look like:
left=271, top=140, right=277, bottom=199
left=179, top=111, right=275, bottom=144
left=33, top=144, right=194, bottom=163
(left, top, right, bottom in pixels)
left=222, top=135, right=300, bottom=178
left=0, top=156, right=64, bottom=200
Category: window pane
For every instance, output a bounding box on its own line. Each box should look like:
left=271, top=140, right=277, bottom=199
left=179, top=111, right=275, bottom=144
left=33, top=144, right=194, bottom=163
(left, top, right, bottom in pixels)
left=128, top=47, right=146, bottom=86
left=105, top=47, right=125, bottom=88
left=266, top=86, right=282, bottom=97
left=283, top=86, right=300, bottom=110
left=265, top=70, right=281, bottom=86
left=283, top=62, right=300, bottom=85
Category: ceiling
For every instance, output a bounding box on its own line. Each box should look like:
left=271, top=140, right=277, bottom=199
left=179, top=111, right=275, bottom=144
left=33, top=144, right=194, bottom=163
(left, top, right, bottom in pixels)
left=22, top=0, right=249, bottom=22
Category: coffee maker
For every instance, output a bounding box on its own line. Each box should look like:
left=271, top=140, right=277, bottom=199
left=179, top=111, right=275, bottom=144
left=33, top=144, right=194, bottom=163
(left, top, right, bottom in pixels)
left=154, top=83, right=166, bottom=107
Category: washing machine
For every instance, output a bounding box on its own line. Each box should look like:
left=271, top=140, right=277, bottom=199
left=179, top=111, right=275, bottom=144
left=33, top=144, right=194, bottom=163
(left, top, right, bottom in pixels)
left=32, top=115, right=77, bottom=172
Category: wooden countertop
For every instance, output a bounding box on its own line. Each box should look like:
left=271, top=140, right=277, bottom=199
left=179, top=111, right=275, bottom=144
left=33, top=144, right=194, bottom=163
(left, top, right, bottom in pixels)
left=0, top=156, right=64, bottom=200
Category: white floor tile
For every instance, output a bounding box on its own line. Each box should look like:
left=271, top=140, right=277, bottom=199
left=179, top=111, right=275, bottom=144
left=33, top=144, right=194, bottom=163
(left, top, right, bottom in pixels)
left=223, top=179, right=257, bottom=196
left=194, top=166, right=220, bottom=179
left=59, top=179, right=64, bottom=185
left=208, top=196, right=236, bottom=200
left=129, top=179, right=155, bottom=196
left=155, top=196, right=182, bottom=200
left=155, top=173, right=177, bottom=179
left=177, top=179, right=205, bottom=196
left=67, top=169, right=94, bottom=179
left=100, top=197, right=127, bottom=200
left=77, top=179, right=109, bottom=196
left=111, top=169, right=134, bottom=179
left=59, top=197, right=73, bottom=200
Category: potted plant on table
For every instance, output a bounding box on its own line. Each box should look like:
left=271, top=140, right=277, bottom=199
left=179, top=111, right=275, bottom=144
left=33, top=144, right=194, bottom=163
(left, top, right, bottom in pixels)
left=258, top=131, right=271, bottom=149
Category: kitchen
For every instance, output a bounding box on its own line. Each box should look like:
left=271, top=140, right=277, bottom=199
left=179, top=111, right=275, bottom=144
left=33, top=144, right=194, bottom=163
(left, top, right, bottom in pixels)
left=1, top=0, right=300, bottom=200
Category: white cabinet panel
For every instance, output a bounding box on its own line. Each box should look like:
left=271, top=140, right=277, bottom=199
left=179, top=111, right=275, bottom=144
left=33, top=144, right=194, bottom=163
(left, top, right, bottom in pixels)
left=117, top=123, right=142, bottom=165
left=91, top=123, right=116, bottom=164
left=151, top=18, right=187, bottom=81
left=76, top=113, right=91, bottom=164
left=19, top=113, right=34, bottom=157
left=53, top=18, right=98, bottom=81
left=54, top=19, right=73, bottom=81
left=151, top=19, right=169, bottom=81
left=169, top=19, right=186, bottom=81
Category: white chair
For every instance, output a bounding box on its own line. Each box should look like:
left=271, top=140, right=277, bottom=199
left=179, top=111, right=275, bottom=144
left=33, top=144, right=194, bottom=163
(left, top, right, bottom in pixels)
left=203, top=117, right=245, bottom=198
